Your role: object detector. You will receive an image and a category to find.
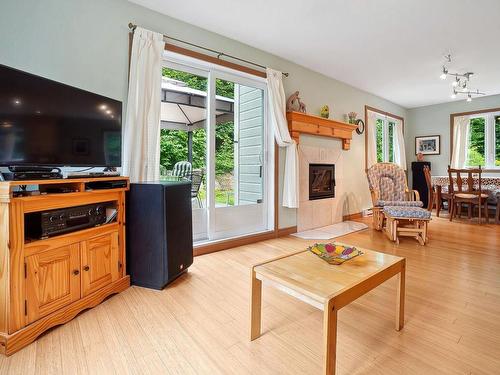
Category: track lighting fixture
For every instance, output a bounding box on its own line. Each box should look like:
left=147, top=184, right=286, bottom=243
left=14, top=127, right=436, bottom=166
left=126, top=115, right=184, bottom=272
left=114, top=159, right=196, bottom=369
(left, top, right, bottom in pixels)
left=440, top=54, right=484, bottom=101
left=440, top=66, right=448, bottom=80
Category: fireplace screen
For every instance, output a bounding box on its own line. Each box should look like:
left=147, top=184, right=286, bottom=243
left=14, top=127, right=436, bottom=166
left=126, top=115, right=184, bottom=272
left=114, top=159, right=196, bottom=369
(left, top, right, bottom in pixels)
left=309, top=164, right=335, bottom=200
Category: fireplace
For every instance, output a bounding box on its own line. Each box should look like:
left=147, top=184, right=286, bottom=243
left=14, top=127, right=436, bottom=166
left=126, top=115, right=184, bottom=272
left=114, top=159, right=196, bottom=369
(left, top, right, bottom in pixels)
left=309, top=164, right=335, bottom=200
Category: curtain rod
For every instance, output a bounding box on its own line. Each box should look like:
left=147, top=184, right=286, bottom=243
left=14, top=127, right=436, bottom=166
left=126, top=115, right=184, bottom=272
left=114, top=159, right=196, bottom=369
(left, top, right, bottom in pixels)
left=128, top=23, right=289, bottom=77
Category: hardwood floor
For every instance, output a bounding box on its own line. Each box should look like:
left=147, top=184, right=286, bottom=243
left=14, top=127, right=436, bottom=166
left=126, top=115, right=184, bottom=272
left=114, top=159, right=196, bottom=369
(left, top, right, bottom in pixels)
left=1, top=216, right=499, bottom=374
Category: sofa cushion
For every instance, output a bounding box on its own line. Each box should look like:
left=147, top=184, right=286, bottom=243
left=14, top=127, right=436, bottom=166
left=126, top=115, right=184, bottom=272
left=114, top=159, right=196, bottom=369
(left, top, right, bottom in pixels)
left=376, top=200, right=424, bottom=208
left=455, top=193, right=489, bottom=199
left=383, top=206, right=431, bottom=219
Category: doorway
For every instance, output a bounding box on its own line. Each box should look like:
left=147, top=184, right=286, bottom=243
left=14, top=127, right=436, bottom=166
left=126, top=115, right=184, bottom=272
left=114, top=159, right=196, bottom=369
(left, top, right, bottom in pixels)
left=160, top=59, right=274, bottom=244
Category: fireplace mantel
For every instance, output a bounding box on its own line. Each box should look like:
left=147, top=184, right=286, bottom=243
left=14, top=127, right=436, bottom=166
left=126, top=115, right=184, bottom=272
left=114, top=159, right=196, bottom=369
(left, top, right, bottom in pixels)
left=286, top=111, right=357, bottom=150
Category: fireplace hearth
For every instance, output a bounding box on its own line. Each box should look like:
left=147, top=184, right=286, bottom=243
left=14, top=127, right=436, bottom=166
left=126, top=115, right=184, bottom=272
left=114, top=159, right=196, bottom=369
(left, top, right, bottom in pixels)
left=309, top=163, right=335, bottom=200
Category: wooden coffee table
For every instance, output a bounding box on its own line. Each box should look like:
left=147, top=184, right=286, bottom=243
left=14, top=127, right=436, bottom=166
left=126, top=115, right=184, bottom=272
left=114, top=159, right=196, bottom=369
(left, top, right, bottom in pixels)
left=250, top=244, right=406, bottom=375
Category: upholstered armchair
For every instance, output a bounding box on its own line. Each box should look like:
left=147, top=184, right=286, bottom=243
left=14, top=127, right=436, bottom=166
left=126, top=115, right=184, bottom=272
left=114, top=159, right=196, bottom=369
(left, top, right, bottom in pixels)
left=366, top=163, right=423, bottom=230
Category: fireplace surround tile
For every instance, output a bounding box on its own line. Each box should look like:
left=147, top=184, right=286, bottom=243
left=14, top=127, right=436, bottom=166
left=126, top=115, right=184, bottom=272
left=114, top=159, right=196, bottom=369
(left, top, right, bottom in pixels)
left=298, top=145, right=345, bottom=232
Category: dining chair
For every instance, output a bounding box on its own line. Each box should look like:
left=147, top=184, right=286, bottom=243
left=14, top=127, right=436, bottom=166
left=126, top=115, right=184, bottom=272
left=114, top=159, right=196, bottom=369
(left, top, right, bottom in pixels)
left=495, top=192, right=500, bottom=224
left=487, top=191, right=500, bottom=224
left=422, top=165, right=436, bottom=212
left=435, top=184, right=453, bottom=217
left=447, top=165, right=489, bottom=224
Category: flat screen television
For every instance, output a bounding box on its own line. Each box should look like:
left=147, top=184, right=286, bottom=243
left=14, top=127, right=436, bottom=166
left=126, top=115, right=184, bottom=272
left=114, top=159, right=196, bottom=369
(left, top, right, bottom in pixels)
left=0, top=64, right=122, bottom=168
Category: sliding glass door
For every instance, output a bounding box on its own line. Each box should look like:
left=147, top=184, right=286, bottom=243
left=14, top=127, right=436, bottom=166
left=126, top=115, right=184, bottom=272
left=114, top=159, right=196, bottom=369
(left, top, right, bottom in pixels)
left=161, top=59, right=273, bottom=243
left=209, top=72, right=270, bottom=240
left=160, top=63, right=209, bottom=241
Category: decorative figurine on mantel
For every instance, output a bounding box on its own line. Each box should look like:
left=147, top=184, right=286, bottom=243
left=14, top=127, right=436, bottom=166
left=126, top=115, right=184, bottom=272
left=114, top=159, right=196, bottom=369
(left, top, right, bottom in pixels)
left=320, top=105, right=330, bottom=119
left=347, top=112, right=357, bottom=124
left=286, top=91, right=307, bottom=113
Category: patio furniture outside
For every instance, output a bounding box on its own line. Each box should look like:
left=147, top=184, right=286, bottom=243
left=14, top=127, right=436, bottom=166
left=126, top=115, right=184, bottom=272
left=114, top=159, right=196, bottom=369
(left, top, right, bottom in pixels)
left=191, top=169, right=204, bottom=208
left=172, top=161, right=192, bottom=178
left=216, top=173, right=234, bottom=206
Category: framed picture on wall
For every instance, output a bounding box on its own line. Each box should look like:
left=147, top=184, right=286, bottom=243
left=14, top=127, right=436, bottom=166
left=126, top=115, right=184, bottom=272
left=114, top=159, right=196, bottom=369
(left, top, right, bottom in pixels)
left=415, top=135, right=440, bottom=155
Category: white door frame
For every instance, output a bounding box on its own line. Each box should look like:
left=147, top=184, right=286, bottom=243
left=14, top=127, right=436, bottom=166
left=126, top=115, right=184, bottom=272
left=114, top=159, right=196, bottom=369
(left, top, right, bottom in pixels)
left=163, top=53, right=275, bottom=242
left=209, top=69, right=272, bottom=240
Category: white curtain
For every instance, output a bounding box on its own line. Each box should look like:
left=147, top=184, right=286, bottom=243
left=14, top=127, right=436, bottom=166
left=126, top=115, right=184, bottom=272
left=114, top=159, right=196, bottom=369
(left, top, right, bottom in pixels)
left=451, top=115, right=470, bottom=168
left=122, top=27, right=164, bottom=182
left=393, top=118, right=407, bottom=170
left=366, top=110, right=378, bottom=168
left=266, top=68, right=298, bottom=208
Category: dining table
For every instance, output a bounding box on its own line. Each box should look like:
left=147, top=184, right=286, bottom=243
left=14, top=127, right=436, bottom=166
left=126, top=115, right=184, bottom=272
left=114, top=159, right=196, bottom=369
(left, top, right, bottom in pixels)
left=431, top=175, right=500, bottom=222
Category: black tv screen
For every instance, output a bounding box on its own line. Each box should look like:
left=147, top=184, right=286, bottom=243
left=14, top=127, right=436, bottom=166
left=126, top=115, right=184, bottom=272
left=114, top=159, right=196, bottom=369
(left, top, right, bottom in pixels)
left=0, top=64, right=122, bottom=167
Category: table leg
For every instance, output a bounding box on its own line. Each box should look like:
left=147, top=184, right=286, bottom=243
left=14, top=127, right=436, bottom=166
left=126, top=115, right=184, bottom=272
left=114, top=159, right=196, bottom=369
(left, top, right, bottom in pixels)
left=393, top=220, right=399, bottom=245
left=496, top=198, right=500, bottom=224
left=323, top=299, right=337, bottom=375
left=396, top=260, right=406, bottom=331
left=250, top=269, right=262, bottom=341
left=436, top=185, right=442, bottom=217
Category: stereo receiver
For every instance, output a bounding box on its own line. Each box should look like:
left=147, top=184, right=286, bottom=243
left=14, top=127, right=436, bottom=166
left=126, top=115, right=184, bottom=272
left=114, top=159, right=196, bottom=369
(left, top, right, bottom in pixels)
left=25, top=203, right=108, bottom=240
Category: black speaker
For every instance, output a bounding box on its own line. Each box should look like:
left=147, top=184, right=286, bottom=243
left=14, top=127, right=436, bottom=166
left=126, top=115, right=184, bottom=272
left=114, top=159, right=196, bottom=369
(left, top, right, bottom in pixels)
left=411, top=161, right=431, bottom=208
left=126, top=181, right=193, bottom=290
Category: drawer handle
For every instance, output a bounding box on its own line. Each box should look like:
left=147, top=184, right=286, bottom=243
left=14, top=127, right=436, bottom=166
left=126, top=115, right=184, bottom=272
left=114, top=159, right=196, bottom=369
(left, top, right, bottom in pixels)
left=83, top=265, right=90, bottom=271
left=73, top=269, right=80, bottom=276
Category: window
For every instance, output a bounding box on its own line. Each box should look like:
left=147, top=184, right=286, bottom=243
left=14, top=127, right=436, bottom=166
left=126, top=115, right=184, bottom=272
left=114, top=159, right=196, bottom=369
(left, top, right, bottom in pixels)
left=465, top=111, right=500, bottom=169
left=366, top=106, right=404, bottom=169
left=376, top=116, right=397, bottom=163
left=496, top=115, right=500, bottom=166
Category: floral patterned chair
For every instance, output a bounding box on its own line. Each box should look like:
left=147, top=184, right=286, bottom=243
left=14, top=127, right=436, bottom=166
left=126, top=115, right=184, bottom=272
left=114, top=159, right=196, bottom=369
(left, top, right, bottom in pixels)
left=367, top=163, right=423, bottom=229
left=367, top=163, right=431, bottom=244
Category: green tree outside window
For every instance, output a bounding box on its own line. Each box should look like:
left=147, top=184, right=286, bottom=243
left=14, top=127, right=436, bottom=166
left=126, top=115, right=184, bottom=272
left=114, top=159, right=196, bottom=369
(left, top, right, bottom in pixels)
left=466, top=117, right=486, bottom=167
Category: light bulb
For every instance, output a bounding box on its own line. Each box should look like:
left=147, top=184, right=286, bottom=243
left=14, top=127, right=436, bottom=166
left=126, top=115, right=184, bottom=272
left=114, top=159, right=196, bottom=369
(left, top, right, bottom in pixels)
left=452, top=79, right=459, bottom=87
left=451, top=93, right=457, bottom=99
left=440, top=73, right=447, bottom=80
left=467, top=95, right=472, bottom=102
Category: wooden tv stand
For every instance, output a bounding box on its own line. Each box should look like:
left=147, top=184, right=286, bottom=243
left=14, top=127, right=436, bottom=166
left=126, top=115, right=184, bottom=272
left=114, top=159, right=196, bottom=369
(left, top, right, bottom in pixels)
left=0, top=177, right=130, bottom=355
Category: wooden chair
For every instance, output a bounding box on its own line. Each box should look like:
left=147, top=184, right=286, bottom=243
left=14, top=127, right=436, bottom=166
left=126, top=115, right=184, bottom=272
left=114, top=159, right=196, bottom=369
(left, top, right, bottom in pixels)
left=422, top=165, right=437, bottom=211
left=435, top=184, right=453, bottom=217
left=487, top=191, right=500, bottom=224
left=366, top=163, right=422, bottom=230
left=495, top=192, right=500, bottom=224
left=447, top=165, right=489, bottom=224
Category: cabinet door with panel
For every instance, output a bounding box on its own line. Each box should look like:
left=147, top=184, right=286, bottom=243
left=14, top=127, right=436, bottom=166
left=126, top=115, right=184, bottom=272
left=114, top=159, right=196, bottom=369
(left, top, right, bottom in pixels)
left=25, top=243, right=81, bottom=324
left=81, top=231, right=120, bottom=297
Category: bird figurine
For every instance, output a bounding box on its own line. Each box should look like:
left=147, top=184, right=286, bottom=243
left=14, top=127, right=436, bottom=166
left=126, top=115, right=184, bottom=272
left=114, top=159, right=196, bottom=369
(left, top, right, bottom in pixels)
left=320, top=105, right=330, bottom=119
left=286, top=91, right=307, bottom=113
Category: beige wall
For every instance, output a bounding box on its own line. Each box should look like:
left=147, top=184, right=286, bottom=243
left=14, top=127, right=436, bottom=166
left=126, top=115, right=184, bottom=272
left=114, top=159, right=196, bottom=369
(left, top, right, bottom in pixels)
left=0, top=0, right=407, bottom=228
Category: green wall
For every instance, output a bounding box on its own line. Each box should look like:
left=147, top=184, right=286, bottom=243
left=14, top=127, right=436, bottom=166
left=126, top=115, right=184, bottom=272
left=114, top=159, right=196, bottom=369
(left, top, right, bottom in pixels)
left=406, top=94, right=500, bottom=184
left=0, top=0, right=408, bottom=227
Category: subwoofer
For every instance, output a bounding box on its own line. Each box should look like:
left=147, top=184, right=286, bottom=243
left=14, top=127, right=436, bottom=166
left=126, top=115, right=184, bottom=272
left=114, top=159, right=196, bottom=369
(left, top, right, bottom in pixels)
left=126, top=181, right=193, bottom=289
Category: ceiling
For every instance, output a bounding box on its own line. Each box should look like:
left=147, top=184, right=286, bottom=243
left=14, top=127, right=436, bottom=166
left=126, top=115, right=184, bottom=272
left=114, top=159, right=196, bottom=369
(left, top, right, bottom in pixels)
left=129, top=0, right=500, bottom=108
